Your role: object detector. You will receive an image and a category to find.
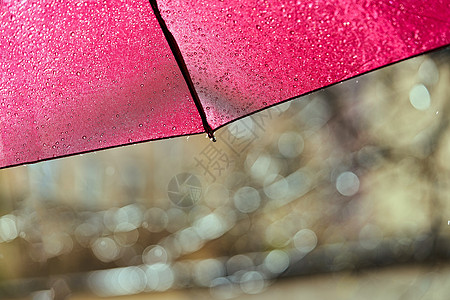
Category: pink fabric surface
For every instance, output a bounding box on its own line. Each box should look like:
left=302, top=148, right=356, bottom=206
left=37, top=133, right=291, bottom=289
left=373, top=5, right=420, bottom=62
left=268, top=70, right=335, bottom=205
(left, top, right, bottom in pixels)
left=1, top=0, right=449, bottom=168
left=158, top=0, right=450, bottom=128
left=0, top=0, right=203, bottom=168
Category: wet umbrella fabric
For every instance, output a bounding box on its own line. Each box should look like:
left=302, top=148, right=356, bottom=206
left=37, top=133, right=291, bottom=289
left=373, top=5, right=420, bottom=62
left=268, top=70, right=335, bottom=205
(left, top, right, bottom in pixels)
left=1, top=0, right=449, bottom=168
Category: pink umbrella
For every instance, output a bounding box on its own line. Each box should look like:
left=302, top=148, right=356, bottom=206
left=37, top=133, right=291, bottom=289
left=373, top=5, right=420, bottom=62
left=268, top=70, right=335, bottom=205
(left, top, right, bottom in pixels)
left=1, top=0, right=449, bottom=168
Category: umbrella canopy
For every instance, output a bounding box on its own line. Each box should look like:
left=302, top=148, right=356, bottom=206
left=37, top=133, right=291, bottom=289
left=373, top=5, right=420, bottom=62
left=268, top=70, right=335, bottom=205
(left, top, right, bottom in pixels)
left=1, top=0, right=449, bottom=168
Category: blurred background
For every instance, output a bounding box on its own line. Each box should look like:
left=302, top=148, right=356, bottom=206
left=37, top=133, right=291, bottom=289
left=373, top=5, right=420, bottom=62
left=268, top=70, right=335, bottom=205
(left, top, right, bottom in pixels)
left=0, top=47, right=449, bottom=300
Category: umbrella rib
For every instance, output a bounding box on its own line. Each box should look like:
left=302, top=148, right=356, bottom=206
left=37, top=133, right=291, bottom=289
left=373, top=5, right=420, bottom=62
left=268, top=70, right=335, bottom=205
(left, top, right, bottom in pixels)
left=149, top=0, right=216, bottom=142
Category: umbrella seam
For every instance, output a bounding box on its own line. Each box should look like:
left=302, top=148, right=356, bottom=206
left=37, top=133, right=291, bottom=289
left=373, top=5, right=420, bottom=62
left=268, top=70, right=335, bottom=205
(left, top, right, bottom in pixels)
left=149, top=0, right=216, bottom=142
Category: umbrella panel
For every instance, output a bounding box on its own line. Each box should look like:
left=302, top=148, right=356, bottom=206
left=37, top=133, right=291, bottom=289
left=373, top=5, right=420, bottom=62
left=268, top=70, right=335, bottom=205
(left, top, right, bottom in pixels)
left=0, top=0, right=203, bottom=168
left=158, top=0, right=450, bottom=128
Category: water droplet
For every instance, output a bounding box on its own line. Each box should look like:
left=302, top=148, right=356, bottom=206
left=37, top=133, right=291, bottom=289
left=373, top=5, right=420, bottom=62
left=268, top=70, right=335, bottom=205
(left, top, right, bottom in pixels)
left=140, top=84, right=144, bottom=88
left=172, top=126, right=176, bottom=131
left=139, top=124, right=143, bottom=127
left=82, top=136, right=87, bottom=139
left=128, top=138, right=132, bottom=142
